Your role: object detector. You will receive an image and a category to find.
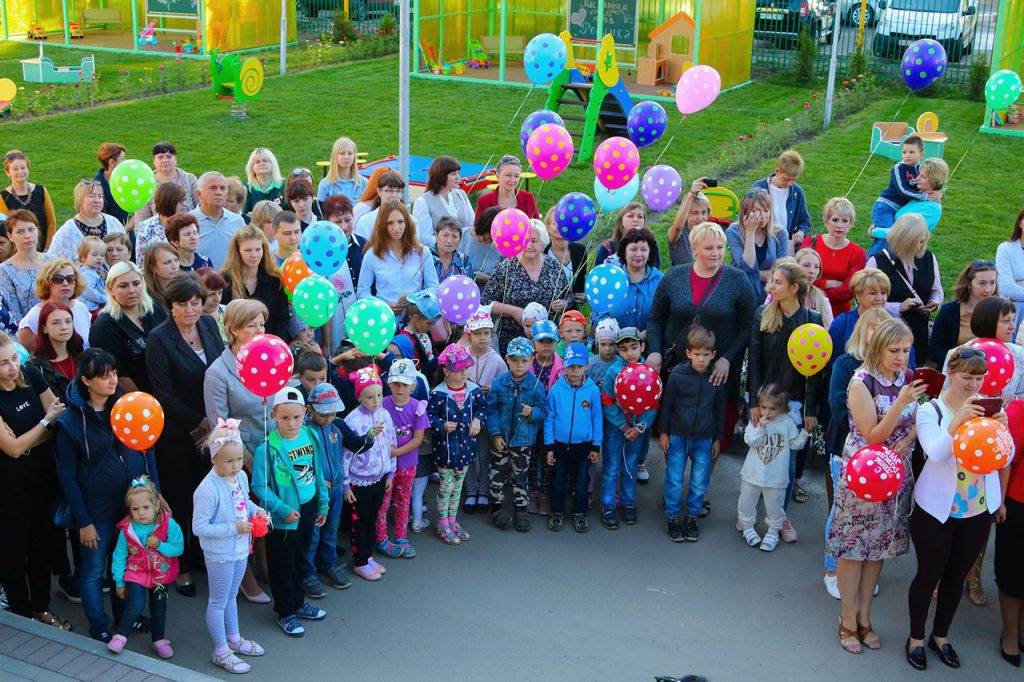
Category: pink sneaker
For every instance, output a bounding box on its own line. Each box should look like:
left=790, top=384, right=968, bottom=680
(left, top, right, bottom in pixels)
left=781, top=517, right=798, bottom=543
left=152, top=639, right=174, bottom=659
left=107, top=634, right=127, bottom=654
left=353, top=564, right=381, bottom=581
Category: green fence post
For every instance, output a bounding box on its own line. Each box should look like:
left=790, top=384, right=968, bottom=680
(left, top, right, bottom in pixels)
left=61, top=0, right=70, bottom=45
left=595, top=0, right=604, bottom=41
left=130, top=0, right=139, bottom=52
left=498, top=0, right=506, bottom=81
left=692, top=0, right=702, bottom=64
left=2, top=0, right=10, bottom=41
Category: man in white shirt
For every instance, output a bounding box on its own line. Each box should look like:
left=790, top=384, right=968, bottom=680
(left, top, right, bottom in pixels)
left=190, top=171, right=244, bottom=268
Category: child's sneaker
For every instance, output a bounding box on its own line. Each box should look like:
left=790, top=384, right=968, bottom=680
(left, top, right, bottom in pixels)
left=107, top=634, right=127, bottom=654
left=636, top=464, right=650, bottom=484
left=823, top=574, right=841, bottom=600
left=212, top=652, right=252, bottom=674
left=682, top=516, right=700, bottom=542
left=621, top=504, right=638, bottom=525
left=151, top=639, right=174, bottom=659
left=666, top=517, right=685, bottom=543
left=395, top=539, right=416, bottom=558
left=301, top=575, right=326, bottom=599
left=368, top=558, right=387, bottom=574
left=698, top=500, right=711, bottom=519
left=513, top=511, right=532, bottom=532
left=491, top=507, right=513, bottom=530
left=742, top=527, right=762, bottom=546
left=780, top=517, right=798, bottom=543
left=319, top=565, right=352, bottom=590
left=547, top=512, right=565, bottom=532
left=600, top=509, right=619, bottom=530
left=353, top=564, right=382, bottom=581
left=760, top=532, right=780, bottom=552
left=572, top=513, right=589, bottom=533
left=411, top=518, right=431, bottom=533
left=278, top=615, right=305, bottom=637
left=376, top=540, right=404, bottom=558
left=295, top=602, right=327, bottom=621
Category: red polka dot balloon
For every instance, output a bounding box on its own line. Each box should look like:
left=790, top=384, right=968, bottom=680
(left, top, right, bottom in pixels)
left=236, top=334, right=294, bottom=398
left=613, top=362, right=663, bottom=415
left=786, top=323, right=833, bottom=377
left=593, top=136, right=640, bottom=190
left=845, top=443, right=904, bottom=503
left=968, top=338, right=1016, bottom=396
left=953, top=417, right=1014, bottom=475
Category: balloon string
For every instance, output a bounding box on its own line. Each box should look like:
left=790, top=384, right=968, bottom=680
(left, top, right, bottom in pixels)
left=844, top=89, right=913, bottom=199
left=547, top=210, right=606, bottom=318
left=651, top=135, right=676, bottom=168
left=506, top=85, right=535, bottom=129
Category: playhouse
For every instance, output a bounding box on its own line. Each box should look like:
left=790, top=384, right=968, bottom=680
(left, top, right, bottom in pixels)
left=980, top=0, right=1024, bottom=137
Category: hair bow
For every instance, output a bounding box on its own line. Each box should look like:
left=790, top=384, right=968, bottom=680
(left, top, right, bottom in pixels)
left=216, top=417, right=241, bottom=430
left=130, top=476, right=151, bottom=488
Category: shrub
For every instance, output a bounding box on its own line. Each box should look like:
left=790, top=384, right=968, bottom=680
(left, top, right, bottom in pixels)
left=332, top=12, right=358, bottom=43
left=796, top=29, right=817, bottom=85
left=848, top=47, right=868, bottom=79
left=377, top=12, right=396, bottom=37
left=969, top=56, right=989, bottom=101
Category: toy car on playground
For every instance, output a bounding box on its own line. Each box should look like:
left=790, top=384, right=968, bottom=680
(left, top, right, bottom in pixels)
left=69, top=21, right=84, bottom=39
left=871, top=0, right=979, bottom=61
left=28, top=21, right=47, bottom=40
left=754, top=0, right=835, bottom=49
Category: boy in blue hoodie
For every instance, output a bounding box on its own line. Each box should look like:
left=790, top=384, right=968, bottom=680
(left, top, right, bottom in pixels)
left=544, top=342, right=602, bottom=534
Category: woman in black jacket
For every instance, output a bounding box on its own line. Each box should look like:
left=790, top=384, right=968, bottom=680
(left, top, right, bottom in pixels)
left=145, top=274, right=224, bottom=595
left=543, top=207, right=587, bottom=309
left=926, top=260, right=997, bottom=368
left=220, top=224, right=290, bottom=340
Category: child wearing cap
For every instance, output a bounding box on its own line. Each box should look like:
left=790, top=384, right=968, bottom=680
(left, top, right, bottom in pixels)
left=486, top=336, right=547, bottom=531
left=251, top=387, right=330, bottom=637
left=588, top=318, right=621, bottom=388
left=556, top=310, right=588, bottom=358
left=343, top=367, right=398, bottom=581
left=397, top=289, right=441, bottom=381
left=427, top=343, right=486, bottom=545
left=529, top=319, right=564, bottom=390
left=376, top=359, right=429, bottom=558
left=544, top=342, right=602, bottom=533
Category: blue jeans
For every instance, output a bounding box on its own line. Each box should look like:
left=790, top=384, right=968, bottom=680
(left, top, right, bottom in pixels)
left=783, top=401, right=803, bottom=514
left=824, top=456, right=843, bottom=573
left=117, top=582, right=166, bottom=641
left=868, top=200, right=897, bottom=257
left=307, top=486, right=343, bottom=575
left=664, top=435, right=713, bottom=519
left=79, top=522, right=124, bottom=639
left=601, top=427, right=647, bottom=510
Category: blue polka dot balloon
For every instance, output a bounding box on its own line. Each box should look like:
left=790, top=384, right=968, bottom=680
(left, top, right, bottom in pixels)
left=900, top=39, right=947, bottom=91
left=554, top=192, right=597, bottom=242
left=524, top=33, right=568, bottom=85
left=520, top=109, right=565, bottom=156
left=299, top=220, right=348, bottom=278
left=626, top=101, right=668, bottom=148
left=586, top=263, right=628, bottom=315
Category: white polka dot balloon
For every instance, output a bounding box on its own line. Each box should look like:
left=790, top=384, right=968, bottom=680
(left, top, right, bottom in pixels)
left=344, top=297, right=397, bottom=356
left=437, top=275, right=480, bottom=324
left=585, top=263, right=627, bottom=315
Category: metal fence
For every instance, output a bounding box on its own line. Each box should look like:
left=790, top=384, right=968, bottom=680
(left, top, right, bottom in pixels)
left=751, top=0, right=999, bottom=85
left=296, top=0, right=398, bottom=38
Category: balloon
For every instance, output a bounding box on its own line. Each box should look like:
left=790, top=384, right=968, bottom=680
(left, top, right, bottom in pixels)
left=110, top=392, right=165, bottom=451
left=985, top=69, right=1023, bottom=111
left=12, top=341, right=30, bottom=365
left=900, top=39, right=947, bottom=91
left=614, top=362, right=663, bottom=415
left=344, top=297, right=397, bottom=356
left=490, top=208, right=532, bottom=259
left=110, top=159, right=157, bottom=214
left=525, top=123, right=574, bottom=181
left=787, top=323, right=833, bottom=377
left=520, top=110, right=564, bottom=155
left=236, top=334, right=293, bottom=398
left=293, top=275, right=338, bottom=327
left=586, top=263, right=627, bottom=315
left=626, top=101, right=668, bottom=147
left=554, top=192, right=598, bottom=241
left=299, top=220, right=348, bottom=278
left=641, top=165, right=682, bottom=212
left=845, top=444, right=905, bottom=502
left=281, top=251, right=312, bottom=293
left=250, top=513, right=270, bottom=538
left=593, top=175, right=639, bottom=212
left=593, top=136, right=640, bottom=190
left=437, top=274, right=480, bottom=324
left=968, top=338, right=1016, bottom=396
left=954, top=417, right=1014, bottom=475
left=523, top=33, right=567, bottom=85
left=675, top=65, right=721, bottom=115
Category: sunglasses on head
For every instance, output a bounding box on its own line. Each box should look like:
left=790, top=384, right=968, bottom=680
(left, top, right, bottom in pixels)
left=956, top=347, right=985, bottom=360
left=744, top=189, right=769, bottom=199
left=498, top=155, right=521, bottom=167
left=971, top=259, right=995, bottom=269
left=51, top=273, right=77, bottom=284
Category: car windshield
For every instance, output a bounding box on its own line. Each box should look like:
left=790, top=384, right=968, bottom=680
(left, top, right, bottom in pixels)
left=890, top=0, right=962, bottom=12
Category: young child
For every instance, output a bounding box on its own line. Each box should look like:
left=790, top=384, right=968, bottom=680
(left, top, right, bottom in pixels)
left=529, top=319, right=564, bottom=389
left=77, top=235, right=107, bottom=313
left=397, top=289, right=441, bottom=379
left=752, top=149, right=811, bottom=250
left=461, top=307, right=507, bottom=513
left=486, top=336, right=547, bottom=531
left=657, top=327, right=725, bottom=543
left=738, top=384, right=809, bottom=552
left=587, top=318, right=620, bottom=388
left=272, top=211, right=302, bottom=265
left=427, top=343, right=486, bottom=545
left=108, top=477, right=183, bottom=658
left=294, top=351, right=328, bottom=401
left=376, top=361, right=429, bottom=558
left=521, top=302, right=549, bottom=338
left=556, top=310, right=588, bottom=357
left=193, top=420, right=267, bottom=674
left=869, top=136, right=936, bottom=255
left=343, top=367, right=398, bottom=580
left=103, top=232, right=132, bottom=268
left=251, top=387, right=329, bottom=636
left=599, top=327, right=657, bottom=530
left=870, top=155, right=948, bottom=256
left=544, top=342, right=602, bottom=533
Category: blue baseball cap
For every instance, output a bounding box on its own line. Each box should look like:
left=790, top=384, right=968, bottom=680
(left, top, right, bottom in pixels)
left=507, top=337, right=534, bottom=358
left=308, top=383, right=344, bottom=414
left=563, top=342, right=589, bottom=367
left=531, top=319, right=558, bottom=342
left=407, top=289, right=441, bottom=321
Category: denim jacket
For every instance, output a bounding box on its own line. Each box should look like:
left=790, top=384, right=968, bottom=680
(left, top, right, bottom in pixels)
left=485, top=371, right=547, bottom=447
left=753, top=175, right=811, bottom=238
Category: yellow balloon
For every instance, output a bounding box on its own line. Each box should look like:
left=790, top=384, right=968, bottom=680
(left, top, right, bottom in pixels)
left=0, top=78, right=16, bottom=102
left=787, top=323, right=833, bottom=377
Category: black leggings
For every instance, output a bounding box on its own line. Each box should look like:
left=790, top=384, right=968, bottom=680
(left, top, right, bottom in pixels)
left=908, top=506, right=992, bottom=639
left=349, top=478, right=386, bottom=568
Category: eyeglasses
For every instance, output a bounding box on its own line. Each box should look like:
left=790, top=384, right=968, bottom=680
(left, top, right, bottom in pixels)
left=50, top=273, right=77, bottom=284
left=971, top=259, right=995, bottom=269
left=956, top=347, right=985, bottom=360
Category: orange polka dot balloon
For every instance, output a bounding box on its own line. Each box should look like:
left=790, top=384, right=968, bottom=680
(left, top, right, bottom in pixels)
left=953, top=417, right=1014, bottom=475
left=593, top=136, right=640, bottom=190
left=110, top=392, right=165, bottom=451
left=490, top=208, right=532, bottom=259
left=525, top=123, right=574, bottom=181
left=787, top=323, right=833, bottom=377
left=281, top=251, right=312, bottom=293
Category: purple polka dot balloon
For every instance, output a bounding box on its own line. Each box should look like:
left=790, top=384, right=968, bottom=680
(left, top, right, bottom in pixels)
left=626, top=101, right=668, bottom=148
left=520, top=110, right=564, bottom=156
left=641, top=165, right=682, bottom=212
left=554, top=192, right=597, bottom=242
left=901, top=39, right=947, bottom=91
left=438, top=275, right=481, bottom=325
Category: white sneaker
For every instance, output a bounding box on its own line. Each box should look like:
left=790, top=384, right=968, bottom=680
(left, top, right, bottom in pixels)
left=742, top=527, right=761, bottom=546
left=636, top=465, right=650, bottom=482
left=824, top=574, right=841, bottom=600
left=780, top=517, right=798, bottom=543
left=735, top=519, right=745, bottom=533
left=760, top=532, right=779, bottom=551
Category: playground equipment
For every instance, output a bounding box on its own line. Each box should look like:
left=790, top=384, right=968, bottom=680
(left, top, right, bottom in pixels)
left=138, top=20, right=158, bottom=46
left=0, top=78, right=16, bottom=118
left=545, top=32, right=634, bottom=163
left=21, top=43, right=95, bottom=84
left=419, top=37, right=466, bottom=75
left=870, top=111, right=947, bottom=161
left=980, top=0, right=1024, bottom=137
left=210, top=50, right=264, bottom=117
left=69, top=21, right=84, bottom=39
left=704, top=186, right=740, bottom=225
left=637, top=11, right=696, bottom=87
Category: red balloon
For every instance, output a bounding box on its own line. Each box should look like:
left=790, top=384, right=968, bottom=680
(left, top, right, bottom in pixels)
left=968, top=338, right=1016, bottom=396
left=613, top=362, right=662, bottom=415
left=845, top=444, right=905, bottom=502
left=236, top=334, right=293, bottom=398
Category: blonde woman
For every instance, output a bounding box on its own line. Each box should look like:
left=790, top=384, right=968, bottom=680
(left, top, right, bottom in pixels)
left=241, top=148, right=283, bottom=218
left=17, top=259, right=90, bottom=349
left=793, top=247, right=834, bottom=329
left=220, top=225, right=290, bottom=340
left=317, top=136, right=367, bottom=203
left=801, top=197, right=866, bottom=316
left=48, top=180, right=125, bottom=262
left=726, top=188, right=790, bottom=299
left=250, top=200, right=283, bottom=246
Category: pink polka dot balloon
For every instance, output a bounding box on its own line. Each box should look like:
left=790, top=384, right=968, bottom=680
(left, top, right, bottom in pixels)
left=786, top=323, right=833, bottom=377
left=490, top=208, right=532, bottom=259
left=613, top=362, right=663, bottom=416
left=593, top=136, right=640, bottom=190
left=526, top=123, right=574, bottom=181
left=236, top=334, right=294, bottom=398
left=969, top=338, right=1016, bottom=396
left=675, top=65, right=722, bottom=116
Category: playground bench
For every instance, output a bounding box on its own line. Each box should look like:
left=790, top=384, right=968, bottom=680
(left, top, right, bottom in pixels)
left=82, top=7, right=123, bottom=31
left=481, top=34, right=524, bottom=57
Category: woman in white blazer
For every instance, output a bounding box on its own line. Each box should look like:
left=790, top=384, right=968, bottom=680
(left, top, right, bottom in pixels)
left=909, top=347, right=1012, bottom=670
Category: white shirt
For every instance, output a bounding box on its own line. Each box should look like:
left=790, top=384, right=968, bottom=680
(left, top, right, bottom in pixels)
left=18, top=299, right=92, bottom=348
left=354, top=207, right=379, bottom=242
left=768, top=183, right=790, bottom=234
left=48, top=215, right=125, bottom=262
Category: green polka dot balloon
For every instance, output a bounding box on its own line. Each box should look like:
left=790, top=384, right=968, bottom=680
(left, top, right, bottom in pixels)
left=985, top=69, right=1022, bottom=112
left=110, top=159, right=157, bottom=214
left=344, top=296, right=396, bottom=356
left=293, top=274, right=338, bottom=328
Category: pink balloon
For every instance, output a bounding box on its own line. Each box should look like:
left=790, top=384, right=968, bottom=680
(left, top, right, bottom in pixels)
left=675, top=65, right=721, bottom=116
left=593, top=136, right=640, bottom=190
left=969, top=338, right=1016, bottom=396
left=525, top=123, right=574, bottom=181
left=490, top=208, right=532, bottom=259
left=236, top=334, right=294, bottom=398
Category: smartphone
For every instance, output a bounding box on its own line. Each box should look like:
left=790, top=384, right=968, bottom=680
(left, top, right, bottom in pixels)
left=703, top=177, right=719, bottom=188
left=912, top=368, right=944, bottom=399
left=976, top=397, right=1003, bottom=418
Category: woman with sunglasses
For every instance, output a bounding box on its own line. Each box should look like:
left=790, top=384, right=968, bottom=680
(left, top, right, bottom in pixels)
left=927, top=260, right=998, bottom=369
left=17, top=259, right=91, bottom=350
left=995, top=208, right=1024, bottom=331
left=726, top=189, right=790, bottom=300
left=1, top=150, right=57, bottom=250
left=0, top=210, right=53, bottom=324
left=473, top=156, right=540, bottom=222
left=48, top=180, right=126, bottom=263
left=412, top=156, right=474, bottom=250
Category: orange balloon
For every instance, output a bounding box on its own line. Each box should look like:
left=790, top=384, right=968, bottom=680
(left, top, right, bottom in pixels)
left=281, top=251, right=311, bottom=293
left=953, top=416, right=1014, bottom=475
left=110, top=392, right=165, bottom=451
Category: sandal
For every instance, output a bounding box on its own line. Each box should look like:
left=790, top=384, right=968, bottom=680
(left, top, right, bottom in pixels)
left=437, top=525, right=460, bottom=545
left=212, top=652, right=252, bottom=674
left=966, top=577, right=987, bottom=606
left=451, top=521, right=471, bottom=542
left=513, top=513, right=532, bottom=532
left=793, top=483, right=809, bottom=504
left=858, top=624, right=881, bottom=650
left=839, top=622, right=862, bottom=654
left=33, top=611, right=72, bottom=631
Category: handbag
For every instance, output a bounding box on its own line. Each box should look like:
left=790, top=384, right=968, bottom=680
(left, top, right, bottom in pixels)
left=51, top=460, right=102, bottom=529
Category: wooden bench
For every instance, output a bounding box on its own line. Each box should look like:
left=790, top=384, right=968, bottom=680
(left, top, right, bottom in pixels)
left=82, top=7, right=123, bottom=32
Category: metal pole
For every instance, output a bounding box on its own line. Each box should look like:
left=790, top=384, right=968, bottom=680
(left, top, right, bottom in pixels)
left=61, top=0, right=69, bottom=45
left=595, top=0, right=604, bottom=42
left=280, top=0, right=286, bottom=74
left=399, top=0, right=410, bottom=188
left=498, top=0, right=506, bottom=82
left=823, top=4, right=842, bottom=128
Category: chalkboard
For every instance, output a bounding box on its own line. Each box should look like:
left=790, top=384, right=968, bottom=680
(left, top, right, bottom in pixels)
left=567, top=0, right=638, bottom=46
left=146, top=0, right=198, bottom=18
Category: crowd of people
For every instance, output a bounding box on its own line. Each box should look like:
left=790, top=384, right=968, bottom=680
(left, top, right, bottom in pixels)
left=0, top=134, right=1022, bottom=674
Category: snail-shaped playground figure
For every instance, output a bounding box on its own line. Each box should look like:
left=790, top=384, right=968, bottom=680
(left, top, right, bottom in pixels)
left=209, top=49, right=265, bottom=104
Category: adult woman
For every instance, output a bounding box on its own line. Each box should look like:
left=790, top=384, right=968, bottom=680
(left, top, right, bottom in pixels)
left=317, top=137, right=367, bottom=203
left=927, top=260, right=998, bottom=369
left=866, top=214, right=942, bottom=363
left=133, top=183, right=186, bottom=266
left=166, top=213, right=213, bottom=273
left=483, top=221, right=569, bottom=354
left=250, top=200, right=283, bottom=246
left=353, top=166, right=392, bottom=225
left=198, top=267, right=229, bottom=341
left=794, top=248, right=834, bottom=329
left=143, top=242, right=181, bottom=312
left=357, top=201, right=439, bottom=311
left=145, top=275, right=225, bottom=596
left=55, top=348, right=158, bottom=641
left=473, top=155, right=539, bottom=221
left=220, top=225, right=290, bottom=341
left=92, top=143, right=128, bottom=225
left=543, top=208, right=586, bottom=308
left=828, top=268, right=893, bottom=361
left=1, top=150, right=56, bottom=249
left=17, top=259, right=91, bottom=350
left=133, top=141, right=199, bottom=223
left=0, top=332, right=68, bottom=630
left=432, top=216, right=474, bottom=283
left=998, top=401, right=1024, bottom=667
left=89, top=261, right=167, bottom=393
left=668, top=179, right=712, bottom=267
left=907, top=349, right=1008, bottom=669
left=615, top=228, right=663, bottom=330
left=726, top=189, right=789, bottom=300
left=827, top=318, right=925, bottom=655
left=995, top=207, right=1024, bottom=330
left=241, top=147, right=284, bottom=219
left=645, top=222, right=756, bottom=449
left=412, top=156, right=474, bottom=250
left=801, top=197, right=866, bottom=316
left=27, top=302, right=84, bottom=399
left=595, top=202, right=660, bottom=268
left=0, top=210, right=53, bottom=322
left=48, top=180, right=125, bottom=262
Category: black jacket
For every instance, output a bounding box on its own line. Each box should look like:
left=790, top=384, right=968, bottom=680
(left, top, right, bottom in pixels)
left=222, top=267, right=290, bottom=341
left=658, top=362, right=725, bottom=440
left=748, top=304, right=823, bottom=411
left=545, top=242, right=587, bottom=301
left=89, top=307, right=168, bottom=393
left=927, top=301, right=962, bottom=368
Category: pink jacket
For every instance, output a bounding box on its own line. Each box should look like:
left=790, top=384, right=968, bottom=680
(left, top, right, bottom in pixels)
left=115, top=513, right=180, bottom=589
left=529, top=352, right=564, bottom=389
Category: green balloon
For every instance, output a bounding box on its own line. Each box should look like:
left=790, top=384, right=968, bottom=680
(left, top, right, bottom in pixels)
left=293, top=275, right=337, bottom=328
left=344, top=297, right=396, bottom=356
left=985, top=69, right=1023, bottom=111
left=110, top=159, right=157, bottom=214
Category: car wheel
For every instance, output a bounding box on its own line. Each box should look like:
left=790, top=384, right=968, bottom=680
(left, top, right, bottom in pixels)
left=848, top=4, right=875, bottom=27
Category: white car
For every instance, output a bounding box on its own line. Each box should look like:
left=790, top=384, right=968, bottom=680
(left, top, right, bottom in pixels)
left=840, top=0, right=882, bottom=26
left=872, top=0, right=979, bottom=61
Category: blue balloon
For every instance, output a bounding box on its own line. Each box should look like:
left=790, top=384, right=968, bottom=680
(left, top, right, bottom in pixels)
left=554, top=192, right=597, bottom=242
left=524, top=33, right=567, bottom=85
left=594, top=175, right=640, bottom=212
left=900, top=39, right=947, bottom=91
left=520, top=110, right=565, bottom=155
left=627, top=101, right=668, bottom=148
left=299, top=220, right=348, bottom=278
left=586, top=263, right=628, bottom=315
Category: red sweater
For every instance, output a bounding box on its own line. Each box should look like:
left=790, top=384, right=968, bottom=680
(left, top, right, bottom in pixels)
left=800, top=236, right=866, bottom=316
left=474, top=189, right=540, bottom=222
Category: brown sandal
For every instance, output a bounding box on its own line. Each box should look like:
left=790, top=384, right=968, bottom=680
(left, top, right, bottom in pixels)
left=839, top=622, right=862, bottom=654
left=858, top=624, right=881, bottom=650
left=966, top=578, right=987, bottom=606
left=33, top=611, right=72, bottom=631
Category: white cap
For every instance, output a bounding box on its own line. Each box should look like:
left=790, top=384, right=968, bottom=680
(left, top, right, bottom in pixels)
left=272, top=386, right=305, bottom=408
